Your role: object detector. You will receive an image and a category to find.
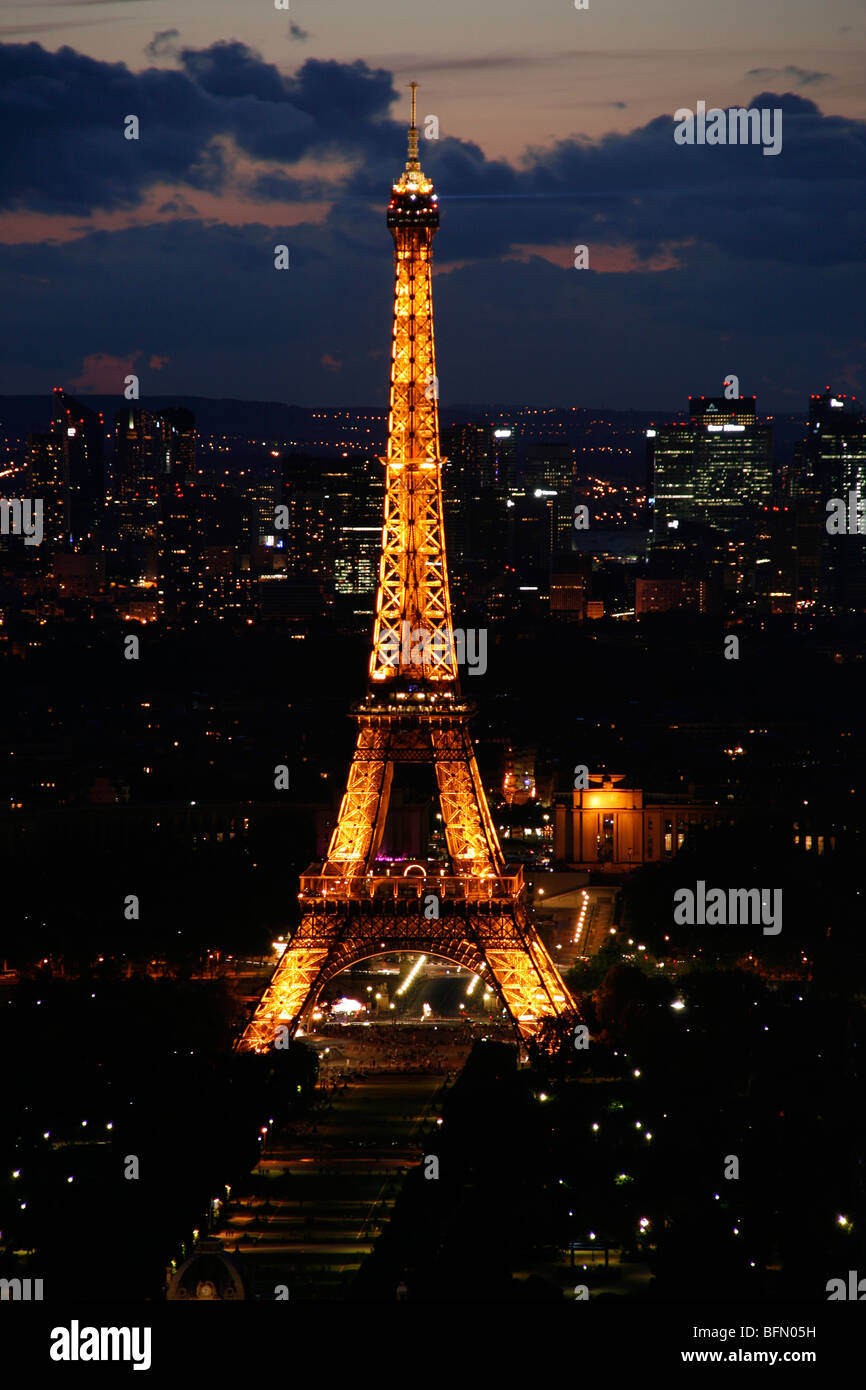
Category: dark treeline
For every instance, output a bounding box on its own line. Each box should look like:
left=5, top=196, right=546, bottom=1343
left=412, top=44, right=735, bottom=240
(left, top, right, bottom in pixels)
left=0, top=977, right=317, bottom=1299
left=351, top=969, right=865, bottom=1300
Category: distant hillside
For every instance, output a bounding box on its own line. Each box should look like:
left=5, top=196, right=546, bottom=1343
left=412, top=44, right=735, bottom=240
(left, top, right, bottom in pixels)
left=0, top=395, right=807, bottom=480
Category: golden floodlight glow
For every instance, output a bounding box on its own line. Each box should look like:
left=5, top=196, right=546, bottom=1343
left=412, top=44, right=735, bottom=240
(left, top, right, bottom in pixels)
left=237, top=87, right=576, bottom=1054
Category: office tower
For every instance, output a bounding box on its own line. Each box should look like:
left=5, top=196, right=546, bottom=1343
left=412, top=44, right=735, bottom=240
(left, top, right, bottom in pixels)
left=279, top=456, right=328, bottom=579
left=489, top=424, right=517, bottom=492
left=550, top=563, right=589, bottom=619
left=443, top=421, right=516, bottom=493
left=144, top=407, right=201, bottom=620
left=279, top=455, right=383, bottom=594
left=523, top=442, right=575, bottom=554
left=336, top=468, right=384, bottom=599
left=23, top=389, right=105, bottom=551
left=524, top=441, right=573, bottom=494
left=201, top=545, right=253, bottom=621
left=52, top=389, right=105, bottom=548
left=441, top=422, right=513, bottom=574
left=648, top=396, right=772, bottom=542
left=646, top=414, right=694, bottom=542
left=157, top=472, right=203, bottom=620
left=795, top=391, right=866, bottom=497
left=23, top=429, right=66, bottom=549
left=113, top=406, right=196, bottom=577
left=690, top=396, right=772, bottom=531
left=796, top=391, right=866, bottom=612
left=507, top=490, right=556, bottom=566
left=635, top=575, right=706, bottom=615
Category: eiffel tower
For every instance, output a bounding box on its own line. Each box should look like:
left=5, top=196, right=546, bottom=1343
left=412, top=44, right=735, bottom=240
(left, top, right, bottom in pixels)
left=238, top=86, right=574, bottom=1051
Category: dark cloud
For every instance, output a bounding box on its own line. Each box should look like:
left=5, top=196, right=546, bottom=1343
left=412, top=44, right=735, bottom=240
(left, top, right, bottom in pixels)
left=0, top=40, right=864, bottom=407
left=0, top=41, right=400, bottom=213
left=3, top=38, right=860, bottom=276
left=0, top=214, right=860, bottom=410
left=417, top=92, right=865, bottom=270
left=246, top=170, right=321, bottom=201
left=0, top=21, right=105, bottom=35
left=402, top=54, right=549, bottom=74
left=747, top=65, right=831, bottom=87
left=144, top=29, right=180, bottom=60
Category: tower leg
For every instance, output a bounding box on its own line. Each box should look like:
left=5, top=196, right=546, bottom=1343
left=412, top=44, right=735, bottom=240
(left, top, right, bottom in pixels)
left=238, top=926, right=335, bottom=1052
left=324, top=726, right=393, bottom=872
left=431, top=726, right=502, bottom=876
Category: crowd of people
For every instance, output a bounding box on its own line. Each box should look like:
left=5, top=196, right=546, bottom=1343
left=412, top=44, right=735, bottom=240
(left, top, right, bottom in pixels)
left=308, top=1020, right=497, bottom=1075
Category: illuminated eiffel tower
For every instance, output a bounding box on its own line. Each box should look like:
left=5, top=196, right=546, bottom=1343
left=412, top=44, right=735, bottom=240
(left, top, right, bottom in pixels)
left=238, top=86, right=574, bottom=1051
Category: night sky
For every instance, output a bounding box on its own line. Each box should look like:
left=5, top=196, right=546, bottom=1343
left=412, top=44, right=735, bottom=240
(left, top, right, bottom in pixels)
left=1, top=0, right=864, bottom=409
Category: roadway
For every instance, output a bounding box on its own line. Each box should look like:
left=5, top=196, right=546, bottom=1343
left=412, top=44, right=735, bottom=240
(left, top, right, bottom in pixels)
left=212, top=1024, right=477, bottom=1298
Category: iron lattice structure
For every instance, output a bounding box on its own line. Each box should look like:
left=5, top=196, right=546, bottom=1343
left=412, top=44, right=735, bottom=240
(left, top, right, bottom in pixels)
left=238, top=88, right=574, bottom=1051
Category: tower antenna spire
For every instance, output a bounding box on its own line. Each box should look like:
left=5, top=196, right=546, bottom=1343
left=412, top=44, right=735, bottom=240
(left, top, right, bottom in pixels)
left=407, top=80, right=419, bottom=167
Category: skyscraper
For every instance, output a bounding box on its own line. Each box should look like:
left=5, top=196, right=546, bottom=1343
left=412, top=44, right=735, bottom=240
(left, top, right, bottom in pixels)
left=650, top=394, right=772, bottom=544
left=53, top=389, right=105, bottom=548
left=522, top=442, right=575, bottom=554
left=441, top=422, right=514, bottom=577
left=23, top=429, right=66, bottom=549
left=24, top=389, right=106, bottom=551
left=794, top=391, right=866, bottom=613
left=690, top=396, right=772, bottom=532
left=649, top=395, right=772, bottom=542
left=112, top=405, right=196, bottom=578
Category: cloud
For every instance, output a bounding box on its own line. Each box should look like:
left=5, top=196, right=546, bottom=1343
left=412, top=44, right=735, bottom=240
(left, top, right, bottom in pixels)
left=0, top=42, right=400, bottom=213
left=3, top=37, right=859, bottom=277
left=41, top=0, right=157, bottom=6
left=2, top=214, right=860, bottom=410
left=0, top=21, right=105, bottom=36
left=746, top=65, right=830, bottom=88
left=404, top=54, right=550, bottom=74
left=1, top=41, right=864, bottom=409
left=144, top=29, right=180, bottom=61
left=414, top=91, right=866, bottom=270
left=69, top=350, right=142, bottom=392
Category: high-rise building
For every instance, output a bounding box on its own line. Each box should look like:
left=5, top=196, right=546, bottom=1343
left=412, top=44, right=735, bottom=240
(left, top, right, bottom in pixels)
left=53, top=389, right=105, bottom=548
left=200, top=544, right=253, bottom=620
left=23, top=389, right=106, bottom=551
left=157, top=472, right=203, bottom=620
left=550, top=561, right=590, bottom=619
left=112, top=406, right=196, bottom=577
left=23, top=429, right=66, bottom=549
left=279, top=456, right=329, bottom=579
left=523, top=442, right=575, bottom=553
left=794, top=391, right=866, bottom=499
left=646, top=412, right=695, bottom=542
left=441, top=422, right=514, bottom=574
left=690, top=396, right=772, bottom=531
left=793, top=391, right=866, bottom=613
left=279, top=454, right=383, bottom=594
left=147, top=408, right=201, bottom=620
left=649, top=395, right=772, bottom=542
